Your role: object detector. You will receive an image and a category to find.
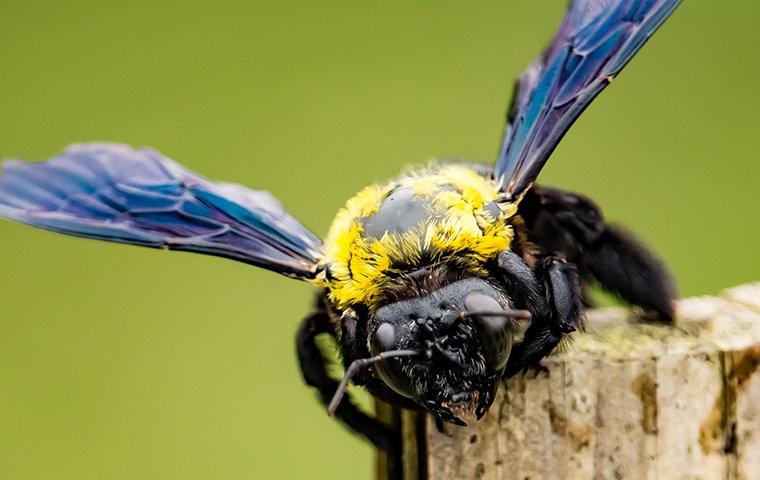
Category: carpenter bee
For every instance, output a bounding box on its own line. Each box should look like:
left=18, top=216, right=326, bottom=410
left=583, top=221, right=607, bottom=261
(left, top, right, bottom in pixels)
left=0, top=0, right=680, bottom=460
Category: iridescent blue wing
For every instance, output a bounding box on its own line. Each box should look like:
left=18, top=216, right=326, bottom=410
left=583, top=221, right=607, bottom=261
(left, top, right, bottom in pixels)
left=495, top=0, right=682, bottom=200
left=0, top=143, right=322, bottom=279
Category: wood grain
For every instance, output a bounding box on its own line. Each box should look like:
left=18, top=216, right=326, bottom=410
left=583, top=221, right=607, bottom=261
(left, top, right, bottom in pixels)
left=377, top=282, right=760, bottom=480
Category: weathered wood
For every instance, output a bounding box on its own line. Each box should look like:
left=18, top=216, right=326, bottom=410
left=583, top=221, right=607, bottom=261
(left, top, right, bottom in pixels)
left=374, top=399, right=396, bottom=480
left=377, top=282, right=760, bottom=480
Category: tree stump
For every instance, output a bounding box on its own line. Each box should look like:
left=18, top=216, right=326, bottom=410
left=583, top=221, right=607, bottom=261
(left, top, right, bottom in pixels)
left=377, top=282, right=760, bottom=480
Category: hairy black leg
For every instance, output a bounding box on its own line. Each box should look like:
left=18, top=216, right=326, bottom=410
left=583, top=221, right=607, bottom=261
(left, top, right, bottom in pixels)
left=519, top=185, right=675, bottom=319
left=295, top=310, right=400, bottom=454
left=500, top=255, right=582, bottom=377
left=497, top=250, right=547, bottom=320
left=585, top=225, right=675, bottom=319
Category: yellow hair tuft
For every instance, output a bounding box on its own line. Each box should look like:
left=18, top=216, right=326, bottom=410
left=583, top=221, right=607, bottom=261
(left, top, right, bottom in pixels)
left=315, top=163, right=517, bottom=310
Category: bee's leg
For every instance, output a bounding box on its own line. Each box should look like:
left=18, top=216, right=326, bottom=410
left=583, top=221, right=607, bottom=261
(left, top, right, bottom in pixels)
left=295, top=310, right=400, bottom=454
left=497, top=249, right=546, bottom=318
left=519, top=185, right=676, bottom=319
left=499, top=253, right=582, bottom=377
left=584, top=224, right=675, bottom=319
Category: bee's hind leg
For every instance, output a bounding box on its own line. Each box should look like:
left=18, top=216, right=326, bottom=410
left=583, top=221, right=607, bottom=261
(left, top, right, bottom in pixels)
left=584, top=224, right=675, bottom=320
left=519, top=185, right=676, bottom=320
left=295, top=310, right=401, bottom=455
left=498, top=252, right=583, bottom=377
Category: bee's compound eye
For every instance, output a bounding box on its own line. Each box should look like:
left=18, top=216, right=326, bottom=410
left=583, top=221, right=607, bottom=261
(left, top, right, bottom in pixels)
left=463, top=292, right=513, bottom=372
left=371, top=322, right=416, bottom=399
left=463, top=291, right=501, bottom=312
left=373, top=322, right=396, bottom=353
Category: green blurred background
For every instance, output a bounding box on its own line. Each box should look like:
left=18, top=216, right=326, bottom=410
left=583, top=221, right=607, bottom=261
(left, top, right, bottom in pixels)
left=1, top=1, right=757, bottom=478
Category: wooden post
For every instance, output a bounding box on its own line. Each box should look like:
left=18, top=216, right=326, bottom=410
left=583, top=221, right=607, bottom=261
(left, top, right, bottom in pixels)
left=377, top=282, right=760, bottom=480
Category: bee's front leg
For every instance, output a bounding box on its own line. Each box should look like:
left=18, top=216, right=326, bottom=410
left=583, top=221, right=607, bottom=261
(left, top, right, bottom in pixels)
left=295, top=310, right=400, bottom=454
left=498, top=252, right=582, bottom=377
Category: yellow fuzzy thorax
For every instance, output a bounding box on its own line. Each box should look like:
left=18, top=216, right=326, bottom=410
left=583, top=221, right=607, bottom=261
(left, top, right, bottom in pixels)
left=313, top=164, right=518, bottom=310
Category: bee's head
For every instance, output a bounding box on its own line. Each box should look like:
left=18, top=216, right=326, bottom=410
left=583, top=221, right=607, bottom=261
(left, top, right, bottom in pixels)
left=364, top=277, right=529, bottom=425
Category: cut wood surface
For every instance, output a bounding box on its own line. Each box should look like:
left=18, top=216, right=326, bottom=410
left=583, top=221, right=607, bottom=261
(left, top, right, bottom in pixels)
left=378, top=282, right=760, bottom=480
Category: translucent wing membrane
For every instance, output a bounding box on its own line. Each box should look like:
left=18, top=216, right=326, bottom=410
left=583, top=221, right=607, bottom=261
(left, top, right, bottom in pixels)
left=0, top=143, right=322, bottom=279
left=495, top=0, right=682, bottom=200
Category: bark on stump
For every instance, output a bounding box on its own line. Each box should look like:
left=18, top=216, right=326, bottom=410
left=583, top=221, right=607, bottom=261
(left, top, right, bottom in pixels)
left=377, top=282, right=760, bottom=480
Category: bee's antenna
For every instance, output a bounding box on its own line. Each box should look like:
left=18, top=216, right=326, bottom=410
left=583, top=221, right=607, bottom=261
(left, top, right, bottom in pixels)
left=458, top=309, right=532, bottom=321
left=327, top=349, right=420, bottom=416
